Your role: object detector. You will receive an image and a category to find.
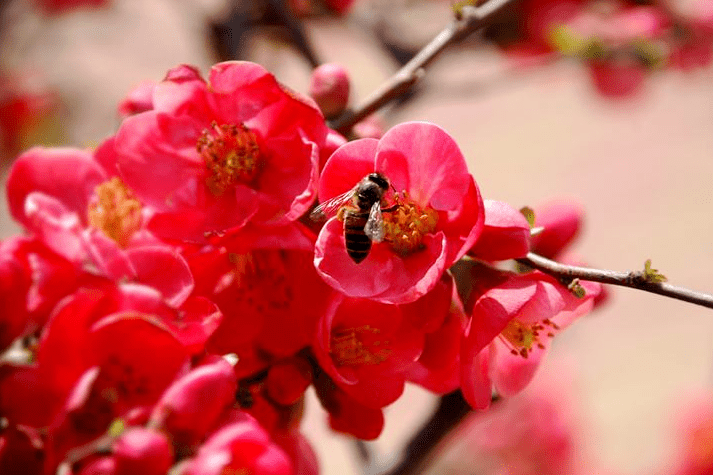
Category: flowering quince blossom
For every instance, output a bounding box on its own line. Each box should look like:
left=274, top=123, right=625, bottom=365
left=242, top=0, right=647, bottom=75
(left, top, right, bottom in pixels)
left=671, top=393, right=713, bottom=475
left=0, top=53, right=616, bottom=472
left=459, top=269, right=601, bottom=409
left=314, top=121, right=484, bottom=304
left=113, top=61, right=328, bottom=242
left=181, top=413, right=294, bottom=475
left=5, top=144, right=201, bottom=307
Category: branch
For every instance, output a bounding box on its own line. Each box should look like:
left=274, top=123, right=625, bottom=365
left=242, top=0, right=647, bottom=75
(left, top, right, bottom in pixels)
left=377, top=391, right=494, bottom=475
left=329, top=0, right=515, bottom=135
left=518, top=253, right=713, bottom=310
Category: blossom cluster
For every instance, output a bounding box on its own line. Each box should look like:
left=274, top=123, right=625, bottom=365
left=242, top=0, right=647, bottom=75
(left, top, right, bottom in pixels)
left=503, top=0, right=713, bottom=97
left=0, top=61, right=603, bottom=474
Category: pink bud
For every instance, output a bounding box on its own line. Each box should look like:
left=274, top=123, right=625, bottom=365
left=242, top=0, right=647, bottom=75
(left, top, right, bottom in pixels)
left=266, top=358, right=312, bottom=406
left=352, top=115, right=385, bottom=139
left=78, top=456, right=117, bottom=475
left=531, top=199, right=583, bottom=258
left=469, top=200, right=531, bottom=261
left=588, top=61, right=647, bottom=99
left=308, top=63, right=350, bottom=118
left=117, top=80, right=156, bottom=118
left=149, top=359, right=237, bottom=450
left=112, top=427, right=172, bottom=475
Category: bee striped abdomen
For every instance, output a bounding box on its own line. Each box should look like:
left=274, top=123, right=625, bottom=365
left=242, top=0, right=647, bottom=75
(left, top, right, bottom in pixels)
left=343, top=211, right=371, bottom=263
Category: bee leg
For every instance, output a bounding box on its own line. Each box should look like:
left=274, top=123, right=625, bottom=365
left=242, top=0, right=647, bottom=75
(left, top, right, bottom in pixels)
left=381, top=204, right=399, bottom=213
left=337, top=207, right=347, bottom=221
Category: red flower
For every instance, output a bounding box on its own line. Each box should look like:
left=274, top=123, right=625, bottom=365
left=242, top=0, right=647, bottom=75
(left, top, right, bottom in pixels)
left=460, top=271, right=600, bottom=409
left=114, top=62, right=327, bottom=242
left=314, top=121, right=484, bottom=304
left=189, top=240, right=332, bottom=376
left=312, top=293, right=425, bottom=409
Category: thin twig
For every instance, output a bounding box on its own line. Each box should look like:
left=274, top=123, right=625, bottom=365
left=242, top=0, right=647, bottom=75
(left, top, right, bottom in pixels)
left=518, top=252, right=713, bottom=310
left=329, top=0, right=516, bottom=135
left=379, top=391, right=491, bottom=475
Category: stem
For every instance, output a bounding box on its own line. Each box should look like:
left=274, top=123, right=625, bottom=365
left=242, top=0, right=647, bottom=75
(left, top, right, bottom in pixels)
left=380, top=391, right=485, bottom=475
left=329, top=0, right=516, bottom=135
left=518, top=253, right=713, bottom=310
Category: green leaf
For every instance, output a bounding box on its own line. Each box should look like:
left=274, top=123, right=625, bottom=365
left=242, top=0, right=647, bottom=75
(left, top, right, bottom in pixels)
left=642, top=259, right=668, bottom=283
left=568, top=279, right=587, bottom=298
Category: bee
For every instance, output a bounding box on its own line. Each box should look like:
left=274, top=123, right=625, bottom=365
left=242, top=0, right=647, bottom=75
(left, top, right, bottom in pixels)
left=311, top=172, right=397, bottom=264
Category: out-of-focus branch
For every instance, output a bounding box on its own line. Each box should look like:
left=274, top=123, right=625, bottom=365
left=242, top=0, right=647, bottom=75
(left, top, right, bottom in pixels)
left=518, top=252, right=713, bottom=310
left=329, top=0, right=516, bottom=135
left=369, top=391, right=494, bottom=475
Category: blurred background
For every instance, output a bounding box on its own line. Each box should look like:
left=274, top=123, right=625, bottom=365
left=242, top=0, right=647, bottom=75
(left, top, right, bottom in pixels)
left=1, top=0, right=712, bottom=474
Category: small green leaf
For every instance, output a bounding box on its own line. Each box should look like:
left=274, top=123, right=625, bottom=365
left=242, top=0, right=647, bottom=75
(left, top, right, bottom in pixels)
left=642, top=259, right=668, bottom=283
left=519, top=206, right=536, bottom=228
left=567, top=279, right=586, bottom=298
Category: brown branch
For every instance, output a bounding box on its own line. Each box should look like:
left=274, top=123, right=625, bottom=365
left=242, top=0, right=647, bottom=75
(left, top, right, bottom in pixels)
left=329, top=0, right=516, bottom=135
left=372, top=391, right=498, bottom=475
left=518, top=253, right=713, bottom=310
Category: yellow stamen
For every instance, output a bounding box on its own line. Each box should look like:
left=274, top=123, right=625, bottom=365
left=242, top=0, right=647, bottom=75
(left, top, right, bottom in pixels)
left=197, top=121, right=261, bottom=196
left=500, top=318, right=559, bottom=358
left=383, top=191, right=438, bottom=256
left=87, top=177, right=142, bottom=248
left=330, top=325, right=391, bottom=367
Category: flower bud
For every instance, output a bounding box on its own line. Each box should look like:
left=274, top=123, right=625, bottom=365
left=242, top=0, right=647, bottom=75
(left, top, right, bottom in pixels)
left=308, top=63, right=350, bottom=118
left=112, top=427, right=173, bottom=475
left=352, top=115, right=384, bottom=139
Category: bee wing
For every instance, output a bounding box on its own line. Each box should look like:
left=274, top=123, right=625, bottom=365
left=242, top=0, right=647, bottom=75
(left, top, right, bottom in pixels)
left=309, top=188, right=355, bottom=221
left=364, top=201, right=385, bottom=243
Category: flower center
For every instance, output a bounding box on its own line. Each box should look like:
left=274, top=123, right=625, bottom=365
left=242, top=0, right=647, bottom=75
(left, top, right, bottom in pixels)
left=221, top=251, right=293, bottom=312
left=197, top=121, right=261, bottom=196
left=500, top=318, right=560, bottom=358
left=383, top=192, right=438, bottom=256
left=330, top=325, right=391, bottom=367
left=87, top=177, right=142, bottom=248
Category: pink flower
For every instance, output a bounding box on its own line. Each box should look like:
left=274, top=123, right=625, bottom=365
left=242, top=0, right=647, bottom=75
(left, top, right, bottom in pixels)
left=672, top=393, right=713, bottom=475
left=314, top=121, right=484, bottom=304
left=114, top=62, right=328, bottom=242
left=453, top=364, right=583, bottom=475
left=312, top=293, right=425, bottom=409
left=189, top=242, right=332, bottom=376
left=460, top=271, right=600, bottom=409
